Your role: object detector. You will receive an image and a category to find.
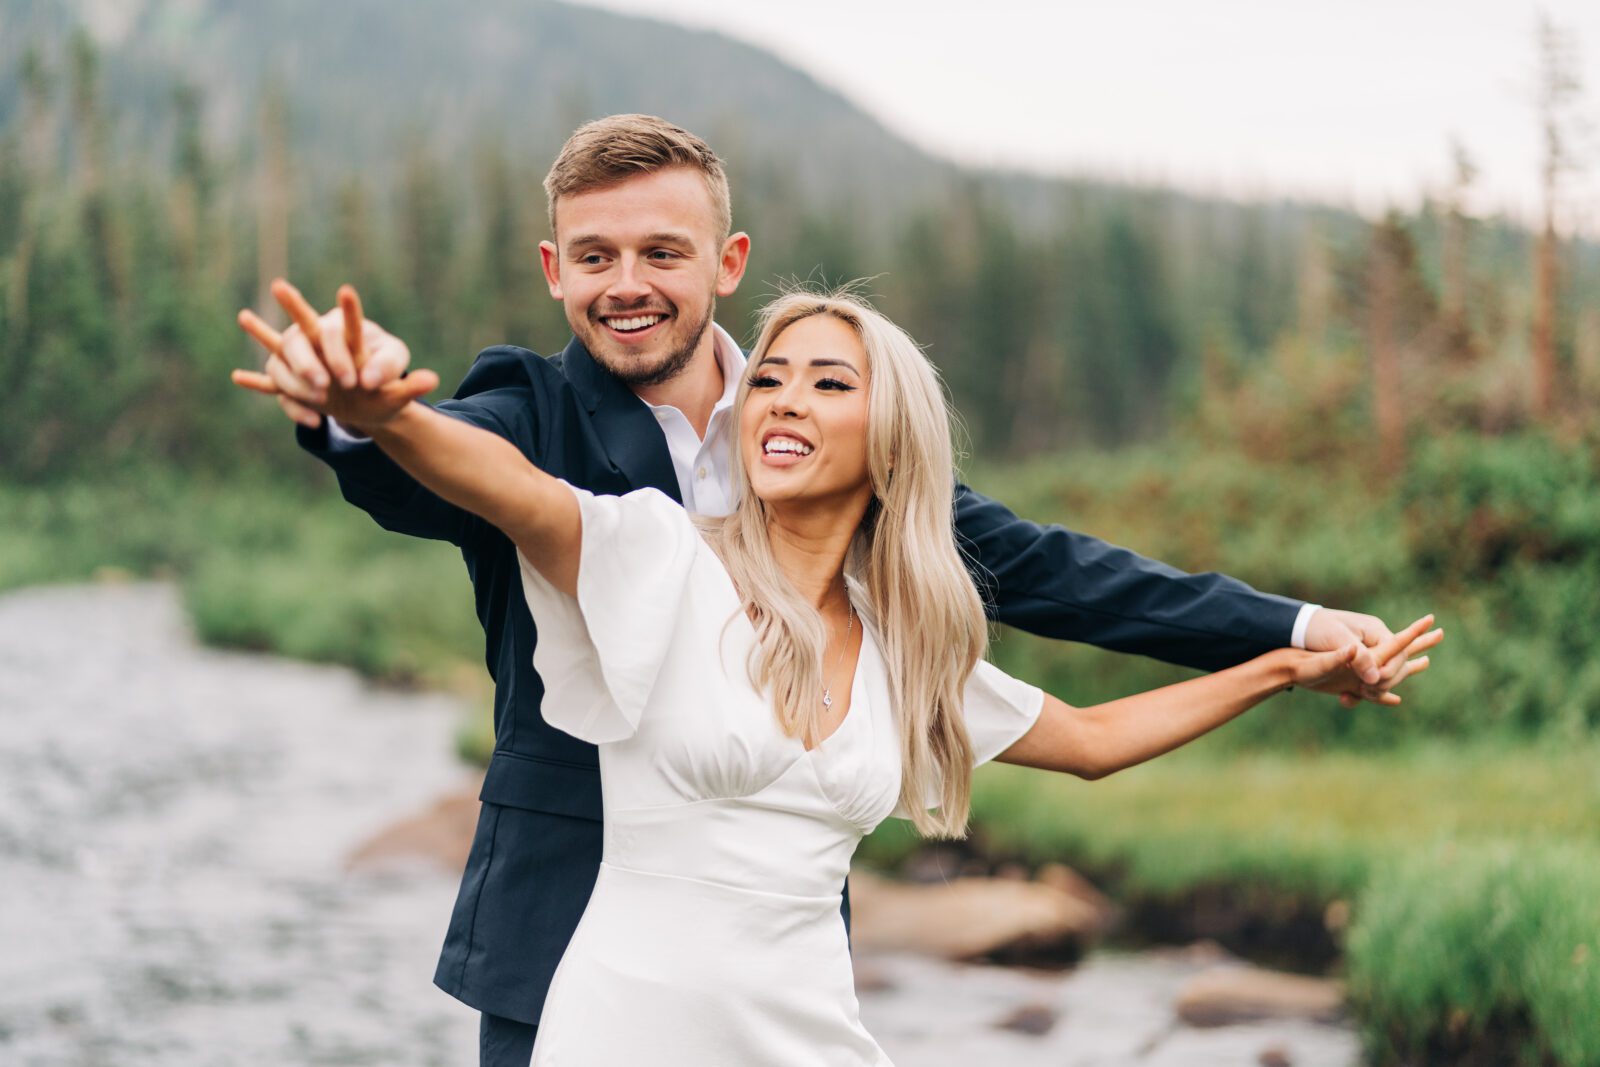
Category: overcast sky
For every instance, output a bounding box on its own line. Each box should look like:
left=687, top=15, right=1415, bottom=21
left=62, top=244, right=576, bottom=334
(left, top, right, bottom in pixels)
left=570, top=0, right=1599, bottom=230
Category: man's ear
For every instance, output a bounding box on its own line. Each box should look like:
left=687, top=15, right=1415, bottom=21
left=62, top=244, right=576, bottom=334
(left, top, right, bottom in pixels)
left=716, top=232, right=751, bottom=298
left=539, top=240, right=563, bottom=299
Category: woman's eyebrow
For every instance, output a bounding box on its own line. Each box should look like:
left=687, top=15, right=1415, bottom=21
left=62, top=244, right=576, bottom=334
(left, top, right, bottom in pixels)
left=756, top=356, right=860, bottom=374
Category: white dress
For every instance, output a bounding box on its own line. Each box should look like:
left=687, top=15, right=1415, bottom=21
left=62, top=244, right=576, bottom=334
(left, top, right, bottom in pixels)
left=518, top=486, right=1045, bottom=1066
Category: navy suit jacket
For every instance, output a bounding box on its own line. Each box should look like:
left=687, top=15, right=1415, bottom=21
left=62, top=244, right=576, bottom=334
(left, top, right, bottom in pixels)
left=298, top=335, right=1303, bottom=1023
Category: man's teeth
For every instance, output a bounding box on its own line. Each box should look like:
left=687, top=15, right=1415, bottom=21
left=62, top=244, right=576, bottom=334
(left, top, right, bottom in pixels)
left=606, top=314, right=663, bottom=332
left=764, top=437, right=813, bottom=456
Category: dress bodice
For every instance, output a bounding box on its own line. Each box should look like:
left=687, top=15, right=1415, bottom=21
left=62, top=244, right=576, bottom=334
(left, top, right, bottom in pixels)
left=515, top=485, right=1046, bottom=1065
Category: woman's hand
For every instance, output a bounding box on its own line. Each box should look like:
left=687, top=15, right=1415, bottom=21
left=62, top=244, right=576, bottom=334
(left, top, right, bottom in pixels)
left=1286, top=613, right=1441, bottom=699
left=231, top=279, right=434, bottom=431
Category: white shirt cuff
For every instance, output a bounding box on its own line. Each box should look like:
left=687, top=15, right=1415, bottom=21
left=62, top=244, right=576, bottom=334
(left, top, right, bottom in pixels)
left=1290, top=603, right=1322, bottom=650
left=325, top=417, right=370, bottom=445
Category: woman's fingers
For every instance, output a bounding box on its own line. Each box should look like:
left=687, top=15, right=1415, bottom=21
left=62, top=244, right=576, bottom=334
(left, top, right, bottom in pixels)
left=1301, top=642, right=1360, bottom=685
left=230, top=369, right=278, bottom=395
left=270, top=279, right=332, bottom=391
left=271, top=278, right=323, bottom=350
left=236, top=308, right=283, bottom=353
left=339, top=285, right=367, bottom=374
left=276, top=392, right=323, bottom=430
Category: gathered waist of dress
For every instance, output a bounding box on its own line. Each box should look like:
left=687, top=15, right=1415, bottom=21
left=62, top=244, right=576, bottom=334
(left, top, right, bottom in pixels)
left=602, top=798, right=856, bottom=901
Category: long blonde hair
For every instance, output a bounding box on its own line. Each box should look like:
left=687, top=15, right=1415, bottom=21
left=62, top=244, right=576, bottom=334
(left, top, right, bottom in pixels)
left=698, top=288, right=987, bottom=838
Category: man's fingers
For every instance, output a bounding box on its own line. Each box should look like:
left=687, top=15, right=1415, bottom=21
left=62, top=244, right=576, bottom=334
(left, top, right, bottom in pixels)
left=1368, top=627, right=1444, bottom=692
left=377, top=369, right=439, bottom=406
left=237, top=308, right=283, bottom=354
left=318, top=314, right=358, bottom=389
left=339, top=285, right=367, bottom=373
left=1355, top=617, right=1395, bottom=647
left=276, top=392, right=323, bottom=429
left=1403, top=630, right=1444, bottom=659
left=231, top=369, right=279, bottom=395
left=277, top=330, right=330, bottom=394
left=266, top=351, right=326, bottom=405
left=271, top=278, right=326, bottom=355
left=360, top=328, right=410, bottom=390
left=1373, top=614, right=1435, bottom=665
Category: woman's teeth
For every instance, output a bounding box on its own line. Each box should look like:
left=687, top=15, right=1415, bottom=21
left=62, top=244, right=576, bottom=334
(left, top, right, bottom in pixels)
left=764, top=437, right=813, bottom=456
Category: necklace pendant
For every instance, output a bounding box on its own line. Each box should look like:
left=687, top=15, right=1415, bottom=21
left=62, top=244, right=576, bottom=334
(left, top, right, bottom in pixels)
left=822, top=689, right=834, bottom=709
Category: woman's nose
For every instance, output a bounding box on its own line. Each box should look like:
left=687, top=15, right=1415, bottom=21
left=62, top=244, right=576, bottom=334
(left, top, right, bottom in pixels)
left=770, top=385, right=806, bottom=418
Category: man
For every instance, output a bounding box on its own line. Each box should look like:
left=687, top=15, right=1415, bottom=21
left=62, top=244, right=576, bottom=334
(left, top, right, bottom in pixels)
left=235, top=115, right=1428, bottom=1066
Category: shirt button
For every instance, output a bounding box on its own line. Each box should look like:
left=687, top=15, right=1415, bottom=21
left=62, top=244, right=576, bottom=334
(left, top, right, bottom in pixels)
left=697, top=467, right=707, bottom=480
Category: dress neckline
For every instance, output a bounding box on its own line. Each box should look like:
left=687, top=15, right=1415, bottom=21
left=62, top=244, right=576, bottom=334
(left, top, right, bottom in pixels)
left=695, top=531, right=871, bottom=756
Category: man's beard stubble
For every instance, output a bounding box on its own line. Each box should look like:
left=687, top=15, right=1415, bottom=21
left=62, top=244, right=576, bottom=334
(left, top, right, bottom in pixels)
left=584, top=300, right=715, bottom=389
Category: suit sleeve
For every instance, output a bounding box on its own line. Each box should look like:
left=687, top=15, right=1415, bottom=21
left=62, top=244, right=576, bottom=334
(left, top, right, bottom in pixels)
left=296, top=385, right=538, bottom=549
left=953, top=482, right=1304, bottom=672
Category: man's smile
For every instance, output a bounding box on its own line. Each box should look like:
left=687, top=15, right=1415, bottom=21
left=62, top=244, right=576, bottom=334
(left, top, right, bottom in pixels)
left=598, top=309, right=672, bottom=344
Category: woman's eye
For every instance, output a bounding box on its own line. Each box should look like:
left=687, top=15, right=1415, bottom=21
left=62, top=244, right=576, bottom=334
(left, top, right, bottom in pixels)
left=746, top=374, right=780, bottom=388
left=817, top=377, right=855, bottom=391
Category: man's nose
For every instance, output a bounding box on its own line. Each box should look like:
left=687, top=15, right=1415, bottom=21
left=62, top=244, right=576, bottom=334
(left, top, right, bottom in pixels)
left=607, top=255, right=653, bottom=303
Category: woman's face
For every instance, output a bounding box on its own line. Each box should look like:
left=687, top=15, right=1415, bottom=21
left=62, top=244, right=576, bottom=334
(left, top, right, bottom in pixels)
left=739, top=313, right=874, bottom=516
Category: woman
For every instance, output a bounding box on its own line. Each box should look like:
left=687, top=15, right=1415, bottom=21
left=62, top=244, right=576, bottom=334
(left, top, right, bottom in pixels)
left=304, top=287, right=1436, bottom=1065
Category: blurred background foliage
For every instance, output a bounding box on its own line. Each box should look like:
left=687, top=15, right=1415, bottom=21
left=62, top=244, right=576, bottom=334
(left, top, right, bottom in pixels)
left=3, top=2, right=1599, bottom=1063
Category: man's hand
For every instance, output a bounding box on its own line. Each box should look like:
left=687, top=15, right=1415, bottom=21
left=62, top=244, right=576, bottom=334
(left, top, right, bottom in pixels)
left=1302, top=607, right=1442, bottom=707
left=231, top=279, right=431, bottom=431
left=1288, top=614, right=1441, bottom=699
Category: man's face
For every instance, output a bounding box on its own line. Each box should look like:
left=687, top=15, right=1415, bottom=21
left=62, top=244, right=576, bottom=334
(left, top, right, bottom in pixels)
left=539, top=167, right=748, bottom=387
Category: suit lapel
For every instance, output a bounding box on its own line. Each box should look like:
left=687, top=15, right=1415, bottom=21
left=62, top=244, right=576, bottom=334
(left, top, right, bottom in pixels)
left=556, top=336, right=684, bottom=504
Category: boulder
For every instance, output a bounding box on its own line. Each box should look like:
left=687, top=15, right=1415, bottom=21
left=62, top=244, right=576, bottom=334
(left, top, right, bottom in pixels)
left=846, top=868, right=1111, bottom=960
left=345, top=784, right=481, bottom=875
left=1175, top=965, right=1345, bottom=1027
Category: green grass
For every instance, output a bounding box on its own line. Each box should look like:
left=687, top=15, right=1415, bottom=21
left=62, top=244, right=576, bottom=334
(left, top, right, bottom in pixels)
left=0, top=473, right=486, bottom=692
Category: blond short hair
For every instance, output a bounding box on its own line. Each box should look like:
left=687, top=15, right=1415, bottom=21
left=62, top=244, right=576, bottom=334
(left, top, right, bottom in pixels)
left=543, top=114, right=732, bottom=239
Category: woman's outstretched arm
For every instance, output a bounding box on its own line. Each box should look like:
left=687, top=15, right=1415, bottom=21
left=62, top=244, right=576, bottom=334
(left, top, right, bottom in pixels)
left=232, top=280, right=581, bottom=592
left=364, top=403, right=581, bottom=595
left=997, top=614, right=1441, bottom=779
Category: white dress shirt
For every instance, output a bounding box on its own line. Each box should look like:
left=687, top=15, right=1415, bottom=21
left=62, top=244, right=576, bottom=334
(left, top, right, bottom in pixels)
left=642, top=323, right=742, bottom=518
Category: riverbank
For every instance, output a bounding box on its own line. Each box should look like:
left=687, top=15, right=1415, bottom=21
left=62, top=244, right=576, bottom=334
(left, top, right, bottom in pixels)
left=859, top=745, right=1600, bottom=1065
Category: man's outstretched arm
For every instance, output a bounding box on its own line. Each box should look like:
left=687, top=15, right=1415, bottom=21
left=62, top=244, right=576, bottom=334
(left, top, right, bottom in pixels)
left=953, top=483, right=1428, bottom=704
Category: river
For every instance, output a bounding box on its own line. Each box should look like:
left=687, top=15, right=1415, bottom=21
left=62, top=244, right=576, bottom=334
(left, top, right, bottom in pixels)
left=0, top=582, right=1359, bottom=1066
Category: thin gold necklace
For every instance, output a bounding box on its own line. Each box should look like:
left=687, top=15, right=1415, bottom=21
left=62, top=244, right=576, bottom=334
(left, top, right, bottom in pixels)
left=821, top=602, right=856, bottom=710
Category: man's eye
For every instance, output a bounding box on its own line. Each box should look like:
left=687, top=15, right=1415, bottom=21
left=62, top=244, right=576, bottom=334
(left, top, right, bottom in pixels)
left=746, top=374, right=780, bottom=388
left=580, top=254, right=607, bottom=265
left=648, top=249, right=678, bottom=261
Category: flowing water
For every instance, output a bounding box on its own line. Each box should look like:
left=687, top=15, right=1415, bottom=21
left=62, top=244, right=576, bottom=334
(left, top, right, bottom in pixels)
left=0, top=582, right=1359, bottom=1066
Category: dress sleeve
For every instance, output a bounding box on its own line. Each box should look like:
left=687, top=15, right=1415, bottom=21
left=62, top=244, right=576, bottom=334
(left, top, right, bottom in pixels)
left=892, top=658, right=1045, bottom=818
left=517, top=483, right=699, bottom=744
left=963, top=659, right=1047, bottom=767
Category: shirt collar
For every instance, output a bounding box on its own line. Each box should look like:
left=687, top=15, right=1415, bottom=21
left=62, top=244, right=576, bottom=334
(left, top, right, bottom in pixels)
left=642, top=322, right=746, bottom=422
